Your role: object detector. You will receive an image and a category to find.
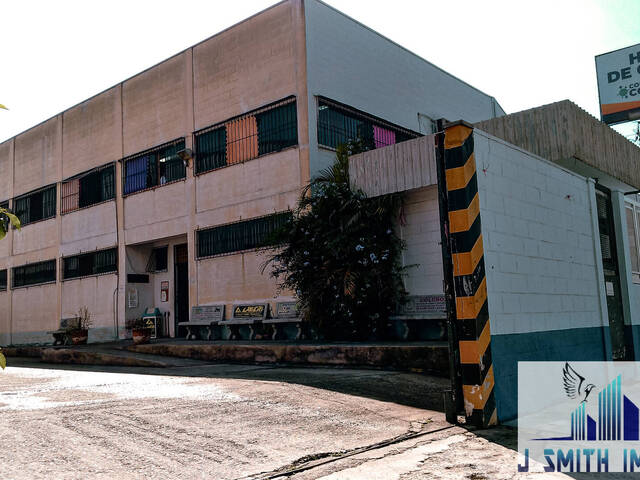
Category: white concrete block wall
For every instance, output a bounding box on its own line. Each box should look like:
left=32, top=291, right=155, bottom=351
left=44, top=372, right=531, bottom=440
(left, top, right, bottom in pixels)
left=474, top=130, right=605, bottom=335
left=397, top=186, right=444, bottom=296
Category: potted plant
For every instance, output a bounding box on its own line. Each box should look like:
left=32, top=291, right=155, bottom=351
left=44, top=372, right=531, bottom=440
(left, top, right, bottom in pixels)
left=126, top=318, right=152, bottom=345
left=67, top=306, right=92, bottom=345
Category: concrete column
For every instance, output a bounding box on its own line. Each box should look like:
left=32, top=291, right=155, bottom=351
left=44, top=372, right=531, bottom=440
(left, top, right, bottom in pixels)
left=116, top=84, right=127, bottom=338
left=7, top=139, right=15, bottom=345
left=55, top=114, right=64, bottom=330
left=186, top=47, right=198, bottom=326
left=293, top=0, right=311, bottom=188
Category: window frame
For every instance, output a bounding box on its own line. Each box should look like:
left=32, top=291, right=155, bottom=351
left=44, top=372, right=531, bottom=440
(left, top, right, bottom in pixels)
left=196, top=212, right=291, bottom=259
left=194, top=96, right=298, bottom=176
left=626, top=199, right=640, bottom=284
left=0, top=269, right=7, bottom=291
left=12, top=259, right=57, bottom=289
left=316, top=96, right=421, bottom=151
left=13, top=184, right=57, bottom=227
left=61, top=163, right=116, bottom=214
left=122, top=139, right=186, bottom=197
left=62, top=247, right=118, bottom=281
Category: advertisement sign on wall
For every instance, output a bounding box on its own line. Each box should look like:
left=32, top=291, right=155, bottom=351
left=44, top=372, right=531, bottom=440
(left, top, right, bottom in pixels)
left=596, top=43, right=640, bottom=125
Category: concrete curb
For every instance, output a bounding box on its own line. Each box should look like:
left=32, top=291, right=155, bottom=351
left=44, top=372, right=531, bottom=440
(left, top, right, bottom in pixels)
left=3, top=346, right=167, bottom=368
left=127, top=343, right=449, bottom=374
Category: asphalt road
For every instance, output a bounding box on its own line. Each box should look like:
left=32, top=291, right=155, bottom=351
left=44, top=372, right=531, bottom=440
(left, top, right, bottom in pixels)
left=1, top=359, right=619, bottom=479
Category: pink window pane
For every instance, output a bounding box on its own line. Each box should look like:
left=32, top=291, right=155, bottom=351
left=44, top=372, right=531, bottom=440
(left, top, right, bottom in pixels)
left=373, top=125, right=396, bottom=149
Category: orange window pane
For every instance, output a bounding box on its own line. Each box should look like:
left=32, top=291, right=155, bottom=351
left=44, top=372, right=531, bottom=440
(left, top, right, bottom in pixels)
left=226, top=115, right=258, bottom=165
left=62, top=178, right=80, bottom=213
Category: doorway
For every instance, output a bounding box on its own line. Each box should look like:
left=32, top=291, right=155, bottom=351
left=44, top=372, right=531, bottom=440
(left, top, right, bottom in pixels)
left=174, top=243, right=189, bottom=337
left=595, top=185, right=630, bottom=360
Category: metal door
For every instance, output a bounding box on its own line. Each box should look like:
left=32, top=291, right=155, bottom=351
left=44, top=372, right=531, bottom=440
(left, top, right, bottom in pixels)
left=595, top=186, right=629, bottom=360
left=174, top=244, right=189, bottom=337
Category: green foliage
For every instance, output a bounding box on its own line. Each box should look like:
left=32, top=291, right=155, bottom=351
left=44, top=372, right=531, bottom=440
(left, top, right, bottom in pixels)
left=265, top=141, right=407, bottom=341
left=0, top=207, right=20, bottom=240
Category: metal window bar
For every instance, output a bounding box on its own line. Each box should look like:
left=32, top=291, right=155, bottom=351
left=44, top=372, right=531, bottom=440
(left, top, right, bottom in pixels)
left=0, top=269, right=6, bottom=291
left=13, top=185, right=56, bottom=226
left=195, top=97, right=297, bottom=174
left=63, top=248, right=117, bottom=280
left=317, top=98, right=419, bottom=150
left=12, top=259, right=56, bottom=288
left=626, top=206, right=640, bottom=273
left=195, top=127, right=226, bottom=173
left=197, top=212, right=291, bottom=258
left=124, top=140, right=185, bottom=195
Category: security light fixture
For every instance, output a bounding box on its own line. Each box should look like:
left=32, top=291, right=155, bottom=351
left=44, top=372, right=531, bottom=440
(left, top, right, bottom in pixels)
left=177, top=148, right=194, bottom=168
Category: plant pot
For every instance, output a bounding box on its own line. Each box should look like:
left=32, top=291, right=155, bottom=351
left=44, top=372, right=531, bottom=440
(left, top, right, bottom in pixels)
left=132, top=328, right=151, bottom=345
left=70, top=329, right=88, bottom=345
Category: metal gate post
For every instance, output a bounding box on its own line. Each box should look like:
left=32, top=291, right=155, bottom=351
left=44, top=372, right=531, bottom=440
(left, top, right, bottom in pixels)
left=435, top=119, right=463, bottom=423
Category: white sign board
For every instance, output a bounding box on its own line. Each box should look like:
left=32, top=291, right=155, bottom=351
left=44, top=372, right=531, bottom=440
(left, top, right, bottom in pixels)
left=595, top=43, right=640, bottom=125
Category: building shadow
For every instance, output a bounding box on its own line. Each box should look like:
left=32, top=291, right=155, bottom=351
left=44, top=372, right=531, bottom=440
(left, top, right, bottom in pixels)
left=6, top=356, right=450, bottom=412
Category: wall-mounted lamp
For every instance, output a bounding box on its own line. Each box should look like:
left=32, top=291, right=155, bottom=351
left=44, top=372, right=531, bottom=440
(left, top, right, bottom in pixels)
left=177, top=148, right=194, bottom=168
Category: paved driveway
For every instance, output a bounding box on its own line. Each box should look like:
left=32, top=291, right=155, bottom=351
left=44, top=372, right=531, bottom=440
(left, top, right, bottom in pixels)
left=0, top=359, right=447, bottom=479
left=1, top=359, right=606, bottom=479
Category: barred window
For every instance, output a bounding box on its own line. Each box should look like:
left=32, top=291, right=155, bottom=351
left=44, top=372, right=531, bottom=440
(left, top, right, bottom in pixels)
left=12, top=259, right=56, bottom=288
left=0, top=269, right=6, bottom=291
left=195, top=97, right=298, bottom=174
left=145, top=246, right=168, bottom=272
left=14, top=185, right=56, bottom=226
left=317, top=97, right=419, bottom=151
left=62, top=164, right=115, bottom=214
left=123, top=140, right=186, bottom=195
left=63, top=248, right=117, bottom=280
left=197, top=212, right=291, bottom=258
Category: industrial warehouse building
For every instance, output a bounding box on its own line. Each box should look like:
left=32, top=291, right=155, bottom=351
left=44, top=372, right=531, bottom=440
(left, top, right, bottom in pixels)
left=0, top=0, right=503, bottom=345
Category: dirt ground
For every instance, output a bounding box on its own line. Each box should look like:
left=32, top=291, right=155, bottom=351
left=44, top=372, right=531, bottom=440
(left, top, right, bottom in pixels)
left=0, top=359, right=625, bottom=479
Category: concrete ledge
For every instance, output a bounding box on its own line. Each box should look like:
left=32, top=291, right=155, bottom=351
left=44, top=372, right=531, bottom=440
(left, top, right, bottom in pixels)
left=127, top=343, right=449, bottom=375
left=3, top=346, right=167, bottom=368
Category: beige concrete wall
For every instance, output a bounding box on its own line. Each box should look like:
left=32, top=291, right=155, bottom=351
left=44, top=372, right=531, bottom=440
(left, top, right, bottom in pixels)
left=0, top=140, right=13, bottom=201
left=124, top=181, right=189, bottom=245
left=0, top=0, right=310, bottom=344
left=62, top=87, right=122, bottom=179
left=12, top=219, right=58, bottom=257
left=193, top=1, right=297, bottom=130
left=196, top=249, right=293, bottom=319
left=0, top=292, right=9, bottom=344
left=13, top=117, right=61, bottom=196
left=60, top=201, right=117, bottom=255
left=12, top=283, right=57, bottom=342
left=61, top=274, right=118, bottom=341
left=195, top=148, right=300, bottom=223
left=123, top=53, right=189, bottom=156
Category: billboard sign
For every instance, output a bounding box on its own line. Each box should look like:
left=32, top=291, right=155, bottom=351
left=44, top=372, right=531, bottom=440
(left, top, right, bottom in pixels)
left=596, top=43, right=640, bottom=125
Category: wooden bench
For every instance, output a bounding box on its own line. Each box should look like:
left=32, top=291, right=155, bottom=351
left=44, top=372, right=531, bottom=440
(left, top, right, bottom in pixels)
left=263, top=302, right=304, bottom=340
left=219, top=303, right=268, bottom=340
left=47, top=317, right=80, bottom=346
left=178, top=305, right=224, bottom=340
left=390, top=295, right=447, bottom=340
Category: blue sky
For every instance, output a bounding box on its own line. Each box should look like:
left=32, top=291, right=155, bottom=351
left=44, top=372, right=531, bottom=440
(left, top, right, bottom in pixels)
left=0, top=0, right=638, bottom=142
